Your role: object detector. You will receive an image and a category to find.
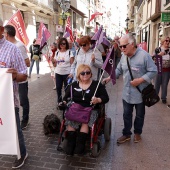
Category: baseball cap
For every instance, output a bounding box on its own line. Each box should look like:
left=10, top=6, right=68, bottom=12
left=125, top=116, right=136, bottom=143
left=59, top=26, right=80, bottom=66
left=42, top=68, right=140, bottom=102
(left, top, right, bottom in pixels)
left=0, top=18, right=3, bottom=27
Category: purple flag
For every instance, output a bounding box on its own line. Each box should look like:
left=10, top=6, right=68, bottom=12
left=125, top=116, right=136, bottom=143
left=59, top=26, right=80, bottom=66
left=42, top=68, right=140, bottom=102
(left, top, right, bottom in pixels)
left=102, top=37, right=110, bottom=47
left=91, top=25, right=103, bottom=41
left=63, top=31, right=70, bottom=38
left=102, top=46, right=116, bottom=85
left=103, top=32, right=106, bottom=37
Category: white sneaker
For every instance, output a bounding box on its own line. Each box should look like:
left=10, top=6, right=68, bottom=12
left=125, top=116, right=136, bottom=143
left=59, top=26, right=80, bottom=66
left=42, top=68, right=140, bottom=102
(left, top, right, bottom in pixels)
left=37, top=75, right=40, bottom=78
left=53, top=86, right=56, bottom=90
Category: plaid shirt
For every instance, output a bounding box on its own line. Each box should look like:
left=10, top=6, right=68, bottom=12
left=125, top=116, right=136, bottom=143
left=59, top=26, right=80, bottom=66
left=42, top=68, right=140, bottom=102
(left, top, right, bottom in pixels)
left=0, top=36, right=27, bottom=107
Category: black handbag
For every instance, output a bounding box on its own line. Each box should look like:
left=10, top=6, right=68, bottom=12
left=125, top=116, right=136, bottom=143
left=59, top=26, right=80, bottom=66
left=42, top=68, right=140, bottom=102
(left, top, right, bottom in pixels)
left=126, top=57, right=160, bottom=107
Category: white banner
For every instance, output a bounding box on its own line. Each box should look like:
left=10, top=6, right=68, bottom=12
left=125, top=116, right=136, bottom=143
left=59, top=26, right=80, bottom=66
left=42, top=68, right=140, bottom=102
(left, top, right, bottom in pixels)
left=0, top=68, right=20, bottom=158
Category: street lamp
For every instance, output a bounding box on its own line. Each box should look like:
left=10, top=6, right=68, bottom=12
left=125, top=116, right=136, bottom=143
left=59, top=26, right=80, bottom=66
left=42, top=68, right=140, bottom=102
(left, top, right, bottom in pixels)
left=57, top=0, right=71, bottom=32
left=125, top=17, right=130, bottom=30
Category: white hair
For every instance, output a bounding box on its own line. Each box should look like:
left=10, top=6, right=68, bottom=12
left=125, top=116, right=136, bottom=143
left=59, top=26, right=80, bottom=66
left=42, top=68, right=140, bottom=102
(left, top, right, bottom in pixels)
left=121, top=33, right=136, bottom=46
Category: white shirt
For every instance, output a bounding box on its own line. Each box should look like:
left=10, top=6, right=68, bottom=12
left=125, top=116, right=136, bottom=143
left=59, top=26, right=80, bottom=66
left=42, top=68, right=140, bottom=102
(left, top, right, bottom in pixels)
left=15, top=41, right=28, bottom=84
left=54, top=49, right=74, bottom=75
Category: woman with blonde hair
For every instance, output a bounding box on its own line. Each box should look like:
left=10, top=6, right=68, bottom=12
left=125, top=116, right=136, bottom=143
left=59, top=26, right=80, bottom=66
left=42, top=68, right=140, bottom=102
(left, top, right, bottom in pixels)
left=62, top=64, right=109, bottom=155
left=154, top=36, right=170, bottom=104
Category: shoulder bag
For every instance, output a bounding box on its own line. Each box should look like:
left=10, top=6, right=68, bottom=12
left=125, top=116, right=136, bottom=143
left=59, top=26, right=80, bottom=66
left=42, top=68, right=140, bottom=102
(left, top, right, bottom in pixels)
left=65, top=85, right=93, bottom=123
left=127, top=57, right=160, bottom=107
left=32, top=45, right=40, bottom=61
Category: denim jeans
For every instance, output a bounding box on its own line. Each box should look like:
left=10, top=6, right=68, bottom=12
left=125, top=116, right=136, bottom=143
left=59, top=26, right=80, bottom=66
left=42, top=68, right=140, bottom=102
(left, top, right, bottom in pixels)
left=29, top=59, right=40, bottom=76
left=55, top=73, right=69, bottom=103
left=19, top=82, right=29, bottom=122
left=122, top=99, right=145, bottom=136
left=154, top=72, right=170, bottom=100
left=15, top=107, right=27, bottom=157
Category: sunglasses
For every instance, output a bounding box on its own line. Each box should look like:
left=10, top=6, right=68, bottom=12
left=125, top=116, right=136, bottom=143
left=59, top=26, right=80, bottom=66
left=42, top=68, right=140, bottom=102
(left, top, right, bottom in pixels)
left=80, top=71, right=91, bottom=76
left=165, top=40, right=170, bottom=43
left=60, top=43, right=66, bottom=46
left=119, top=43, right=129, bottom=49
left=80, top=44, right=87, bottom=47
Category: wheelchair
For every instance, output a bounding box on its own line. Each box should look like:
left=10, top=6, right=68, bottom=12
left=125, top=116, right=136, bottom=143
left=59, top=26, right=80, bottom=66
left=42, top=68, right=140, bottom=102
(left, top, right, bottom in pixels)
left=57, top=103, right=112, bottom=157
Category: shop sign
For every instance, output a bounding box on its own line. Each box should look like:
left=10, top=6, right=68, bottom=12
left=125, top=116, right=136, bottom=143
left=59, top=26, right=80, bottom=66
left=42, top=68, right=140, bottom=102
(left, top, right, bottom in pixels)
left=161, top=13, right=170, bottom=22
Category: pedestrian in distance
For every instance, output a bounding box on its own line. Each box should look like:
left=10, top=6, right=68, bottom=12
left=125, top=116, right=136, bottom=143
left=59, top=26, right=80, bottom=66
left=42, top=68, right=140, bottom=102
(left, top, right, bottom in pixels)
left=4, top=25, right=30, bottom=130
left=0, top=18, right=28, bottom=169
left=28, top=38, right=41, bottom=78
left=51, top=38, right=74, bottom=104
left=103, top=33, right=157, bottom=144
left=153, top=36, right=170, bottom=105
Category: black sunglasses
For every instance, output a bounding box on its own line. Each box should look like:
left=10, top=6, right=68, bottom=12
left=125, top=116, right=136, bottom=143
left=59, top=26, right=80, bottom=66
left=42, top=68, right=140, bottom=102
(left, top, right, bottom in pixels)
left=119, top=43, right=129, bottom=49
left=165, top=40, right=170, bottom=43
left=60, top=43, right=66, bottom=45
left=81, top=44, right=87, bottom=47
left=80, top=71, right=91, bottom=76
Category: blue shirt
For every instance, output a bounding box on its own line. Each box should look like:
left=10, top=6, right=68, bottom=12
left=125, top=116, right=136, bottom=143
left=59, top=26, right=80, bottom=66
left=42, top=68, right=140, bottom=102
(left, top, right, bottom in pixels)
left=116, top=47, right=157, bottom=104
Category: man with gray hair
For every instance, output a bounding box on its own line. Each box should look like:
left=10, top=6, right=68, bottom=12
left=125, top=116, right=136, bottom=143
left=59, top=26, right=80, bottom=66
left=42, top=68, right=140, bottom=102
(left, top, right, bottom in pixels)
left=103, top=33, right=157, bottom=144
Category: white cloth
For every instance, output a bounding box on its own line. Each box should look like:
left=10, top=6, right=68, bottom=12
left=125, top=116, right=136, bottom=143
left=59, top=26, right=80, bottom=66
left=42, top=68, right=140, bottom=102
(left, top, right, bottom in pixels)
left=54, top=50, right=74, bottom=75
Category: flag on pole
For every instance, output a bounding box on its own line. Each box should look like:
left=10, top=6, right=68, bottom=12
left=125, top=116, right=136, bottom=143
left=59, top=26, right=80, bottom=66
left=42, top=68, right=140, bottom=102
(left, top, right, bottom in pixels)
left=64, top=16, right=74, bottom=42
left=37, top=22, right=51, bottom=48
left=91, top=25, right=103, bottom=41
left=7, top=10, right=29, bottom=45
left=88, top=12, right=103, bottom=23
left=102, top=46, right=116, bottom=85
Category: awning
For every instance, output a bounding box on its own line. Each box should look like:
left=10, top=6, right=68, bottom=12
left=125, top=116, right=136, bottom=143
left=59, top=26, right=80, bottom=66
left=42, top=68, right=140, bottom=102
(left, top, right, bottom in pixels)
left=70, top=5, right=88, bottom=18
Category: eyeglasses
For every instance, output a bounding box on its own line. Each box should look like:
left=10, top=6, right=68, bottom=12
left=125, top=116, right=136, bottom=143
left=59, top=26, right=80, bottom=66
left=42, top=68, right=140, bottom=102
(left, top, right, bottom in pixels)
left=80, top=44, right=87, bottom=47
left=119, top=43, right=129, bottom=49
left=165, top=40, right=170, bottom=43
left=80, top=71, right=91, bottom=76
left=60, top=43, right=66, bottom=46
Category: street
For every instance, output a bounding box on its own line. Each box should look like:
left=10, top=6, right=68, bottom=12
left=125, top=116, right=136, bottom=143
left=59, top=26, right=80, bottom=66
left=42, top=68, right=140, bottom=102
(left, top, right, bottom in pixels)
left=0, top=60, right=170, bottom=170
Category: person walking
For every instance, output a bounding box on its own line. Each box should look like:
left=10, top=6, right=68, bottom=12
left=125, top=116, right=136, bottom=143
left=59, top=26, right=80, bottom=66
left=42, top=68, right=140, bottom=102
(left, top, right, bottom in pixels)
left=29, top=39, right=41, bottom=78
left=4, top=25, right=30, bottom=130
left=51, top=38, right=74, bottom=104
left=0, top=18, right=28, bottom=169
left=154, top=36, right=170, bottom=104
left=103, top=33, right=157, bottom=143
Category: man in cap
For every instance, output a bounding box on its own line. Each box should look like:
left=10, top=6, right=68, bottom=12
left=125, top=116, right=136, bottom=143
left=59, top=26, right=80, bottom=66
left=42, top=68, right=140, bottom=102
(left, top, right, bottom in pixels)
left=0, top=18, right=28, bottom=169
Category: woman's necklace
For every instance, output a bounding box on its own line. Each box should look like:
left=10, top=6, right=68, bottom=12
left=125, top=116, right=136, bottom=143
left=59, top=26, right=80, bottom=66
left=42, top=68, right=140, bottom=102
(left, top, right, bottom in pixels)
left=82, top=90, right=86, bottom=100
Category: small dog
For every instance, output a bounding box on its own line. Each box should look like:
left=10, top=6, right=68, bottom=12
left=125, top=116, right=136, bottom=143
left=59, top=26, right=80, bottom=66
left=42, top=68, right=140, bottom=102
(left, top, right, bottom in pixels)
left=43, top=114, right=61, bottom=135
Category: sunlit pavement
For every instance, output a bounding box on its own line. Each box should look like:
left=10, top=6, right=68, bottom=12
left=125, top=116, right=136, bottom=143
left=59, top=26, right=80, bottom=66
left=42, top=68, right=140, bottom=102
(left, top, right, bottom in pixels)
left=0, top=59, right=170, bottom=169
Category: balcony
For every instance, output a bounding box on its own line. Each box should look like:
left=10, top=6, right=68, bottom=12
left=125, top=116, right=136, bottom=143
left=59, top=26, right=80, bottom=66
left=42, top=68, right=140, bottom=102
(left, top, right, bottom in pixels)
left=165, top=0, right=170, bottom=10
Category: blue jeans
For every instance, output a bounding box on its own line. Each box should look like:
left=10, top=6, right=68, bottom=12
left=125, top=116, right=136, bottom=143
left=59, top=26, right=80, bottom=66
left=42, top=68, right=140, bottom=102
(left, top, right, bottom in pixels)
left=55, top=73, right=68, bottom=103
left=154, top=72, right=170, bottom=100
left=29, top=59, right=40, bottom=76
left=15, top=107, right=27, bottom=157
left=122, top=100, right=145, bottom=136
left=19, top=82, right=29, bottom=122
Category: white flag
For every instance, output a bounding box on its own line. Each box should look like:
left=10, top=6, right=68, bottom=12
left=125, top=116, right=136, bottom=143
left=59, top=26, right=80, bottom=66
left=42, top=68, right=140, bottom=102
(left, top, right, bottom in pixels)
left=0, top=68, right=20, bottom=158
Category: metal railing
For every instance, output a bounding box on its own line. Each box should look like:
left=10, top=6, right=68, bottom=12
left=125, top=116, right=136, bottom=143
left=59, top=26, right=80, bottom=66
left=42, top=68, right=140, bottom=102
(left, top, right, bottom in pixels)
left=138, top=0, right=143, bottom=9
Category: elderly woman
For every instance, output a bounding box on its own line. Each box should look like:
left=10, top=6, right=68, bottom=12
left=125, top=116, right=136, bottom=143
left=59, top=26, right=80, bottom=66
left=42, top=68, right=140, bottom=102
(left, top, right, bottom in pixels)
left=52, top=38, right=74, bottom=104
left=62, top=64, right=109, bottom=155
left=70, top=36, right=103, bottom=81
left=154, top=36, right=170, bottom=104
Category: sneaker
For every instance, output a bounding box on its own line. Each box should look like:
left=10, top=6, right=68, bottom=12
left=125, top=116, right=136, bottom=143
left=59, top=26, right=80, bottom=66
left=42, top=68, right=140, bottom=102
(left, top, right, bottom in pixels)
left=21, top=121, right=29, bottom=130
left=12, top=153, right=28, bottom=169
left=134, top=134, right=141, bottom=143
left=117, top=135, right=131, bottom=144
left=53, top=86, right=56, bottom=90
left=162, top=100, right=167, bottom=104
left=167, top=105, right=170, bottom=109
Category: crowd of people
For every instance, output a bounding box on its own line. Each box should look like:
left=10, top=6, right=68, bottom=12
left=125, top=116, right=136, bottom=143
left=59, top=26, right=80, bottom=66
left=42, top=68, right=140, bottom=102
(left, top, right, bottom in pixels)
left=0, top=15, right=170, bottom=169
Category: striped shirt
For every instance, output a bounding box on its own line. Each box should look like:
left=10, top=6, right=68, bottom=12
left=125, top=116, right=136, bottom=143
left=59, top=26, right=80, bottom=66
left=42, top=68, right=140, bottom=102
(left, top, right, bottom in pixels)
left=0, top=36, right=27, bottom=107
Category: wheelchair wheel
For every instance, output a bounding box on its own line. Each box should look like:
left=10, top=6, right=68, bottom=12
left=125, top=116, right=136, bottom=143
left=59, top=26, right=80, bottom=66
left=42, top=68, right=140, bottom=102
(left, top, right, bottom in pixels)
left=91, top=141, right=101, bottom=157
left=104, top=118, right=111, bottom=141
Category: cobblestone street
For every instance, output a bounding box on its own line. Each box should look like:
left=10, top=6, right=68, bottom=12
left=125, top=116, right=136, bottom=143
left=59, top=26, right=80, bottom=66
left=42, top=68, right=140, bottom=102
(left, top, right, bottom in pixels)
left=0, top=61, right=170, bottom=170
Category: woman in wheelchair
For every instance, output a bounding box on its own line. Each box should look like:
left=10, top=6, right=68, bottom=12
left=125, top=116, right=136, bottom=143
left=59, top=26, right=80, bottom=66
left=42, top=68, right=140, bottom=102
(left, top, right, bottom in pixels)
left=61, top=64, right=109, bottom=155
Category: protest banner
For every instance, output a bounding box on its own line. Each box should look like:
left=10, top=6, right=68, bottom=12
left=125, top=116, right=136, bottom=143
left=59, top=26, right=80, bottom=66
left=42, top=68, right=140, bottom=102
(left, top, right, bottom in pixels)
left=0, top=68, right=20, bottom=158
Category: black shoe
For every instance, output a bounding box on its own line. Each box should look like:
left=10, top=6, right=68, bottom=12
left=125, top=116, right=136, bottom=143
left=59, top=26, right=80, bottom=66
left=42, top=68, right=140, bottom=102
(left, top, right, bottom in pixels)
left=162, top=100, right=167, bottom=104
left=12, top=153, right=28, bottom=169
left=21, top=121, right=29, bottom=130
left=167, top=105, right=170, bottom=109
